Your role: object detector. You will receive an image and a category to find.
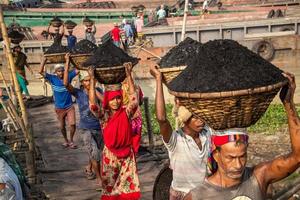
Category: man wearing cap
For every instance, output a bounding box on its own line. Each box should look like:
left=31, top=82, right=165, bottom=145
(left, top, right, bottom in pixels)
left=184, top=73, right=300, bottom=200
left=64, top=53, right=103, bottom=189
left=111, top=23, right=122, bottom=47
left=150, top=65, right=213, bottom=200
left=39, top=57, right=79, bottom=149
left=12, top=45, right=33, bottom=99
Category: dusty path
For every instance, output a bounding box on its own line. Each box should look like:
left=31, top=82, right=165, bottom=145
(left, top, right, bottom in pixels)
left=29, top=103, right=166, bottom=200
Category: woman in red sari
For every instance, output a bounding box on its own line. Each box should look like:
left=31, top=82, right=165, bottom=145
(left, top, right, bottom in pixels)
left=90, top=62, right=140, bottom=200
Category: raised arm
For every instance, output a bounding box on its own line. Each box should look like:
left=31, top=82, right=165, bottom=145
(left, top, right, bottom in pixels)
left=124, top=62, right=138, bottom=116
left=254, top=73, right=300, bottom=193
left=60, top=23, right=65, bottom=36
left=88, top=67, right=102, bottom=118
left=25, top=60, right=33, bottom=75
left=39, top=57, right=47, bottom=77
left=63, top=53, right=75, bottom=94
left=92, top=24, right=96, bottom=34
left=149, top=65, right=173, bottom=143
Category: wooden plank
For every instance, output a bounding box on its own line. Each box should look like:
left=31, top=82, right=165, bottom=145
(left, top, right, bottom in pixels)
left=245, top=30, right=296, bottom=38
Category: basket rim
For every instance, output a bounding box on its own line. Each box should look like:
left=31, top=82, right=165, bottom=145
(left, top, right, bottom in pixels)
left=70, top=53, right=93, bottom=57
left=44, top=52, right=67, bottom=57
left=94, top=65, right=124, bottom=71
left=169, top=79, right=288, bottom=99
left=158, top=65, right=187, bottom=72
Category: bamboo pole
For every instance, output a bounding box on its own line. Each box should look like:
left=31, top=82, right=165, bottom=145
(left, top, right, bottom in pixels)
left=0, top=70, right=13, bottom=100
left=0, top=6, right=36, bottom=183
left=181, top=0, right=189, bottom=42
left=0, top=98, right=19, bottom=131
left=0, top=6, right=29, bottom=128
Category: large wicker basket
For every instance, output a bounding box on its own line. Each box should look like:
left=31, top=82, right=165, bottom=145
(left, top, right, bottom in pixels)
left=158, top=65, right=186, bottom=84
left=169, top=80, right=287, bottom=130
left=94, top=65, right=126, bottom=84
left=44, top=53, right=66, bottom=63
left=70, top=54, right=93, bottom=70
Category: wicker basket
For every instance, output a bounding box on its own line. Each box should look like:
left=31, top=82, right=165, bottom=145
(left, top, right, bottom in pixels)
left=50, top=20, right=63, bottom=28
left=70, top=54, right=93, bottom=70
left=169, top=80, right=287, bottom=130
left=44, top=53, right=66, bottom=63
left=94, top=65, right=126, bottom=84
left=158, top=66, right=186, bottom=84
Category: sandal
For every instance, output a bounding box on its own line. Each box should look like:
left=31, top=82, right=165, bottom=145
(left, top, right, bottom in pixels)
left=69, top=142, right=77, bottom=149
left=62, top=143, right=69, bottom=148
left=85, top=169, right=96, bottom=180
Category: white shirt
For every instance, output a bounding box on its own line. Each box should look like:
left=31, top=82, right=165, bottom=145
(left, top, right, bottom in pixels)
left=203, top=0, right=209, bottom=10
left=157, top=9, right=166, bottom=19
left=0, top=158, right=23, bottom=200
left=163, top=126, right=212, bottom=193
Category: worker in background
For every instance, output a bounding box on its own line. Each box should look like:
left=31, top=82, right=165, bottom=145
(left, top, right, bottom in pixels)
left=123, top=20, right=134, bottom=47
left=157, top=4, right=167, bottom=20
left=85, top=24, right=97, bottom=44
left=65, top=29, right=77, bottom=50
left=202, top=0, right=209, bottom=13
left=111, top=23, right=122, bottom=47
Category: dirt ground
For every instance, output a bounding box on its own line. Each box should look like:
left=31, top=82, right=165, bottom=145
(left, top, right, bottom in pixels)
left=29, top=102, right=299, bottom=200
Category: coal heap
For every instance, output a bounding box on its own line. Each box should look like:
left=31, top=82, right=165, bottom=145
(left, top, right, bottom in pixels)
left=83, top=41, right=139, bottom=68
left=71, top=39, right=97, bottom=54
left=8, top=30, right=24, bottom=39
left=158, top=37, right=202, bottom=68
left=44, top=34, right=69, bottom=55
left=169, top=39, right=286, bottom=93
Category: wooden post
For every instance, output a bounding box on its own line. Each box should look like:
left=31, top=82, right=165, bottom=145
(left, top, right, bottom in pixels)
left=0, top=6, right=36, bottom=183
left=0, top=6, right=29, bottom=127
left=181, top=0, right=189, bottom=42
left=0, top=70, right=13, bottom=100
left=143, top=97, right=154, bottom=148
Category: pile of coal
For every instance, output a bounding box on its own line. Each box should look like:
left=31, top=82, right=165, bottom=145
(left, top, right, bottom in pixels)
left=158, top=37, right=202, bottom=68
left=71, top=39, right=97, bottom=54
left=169, top=39, right=286, bottom=93
left=8, top=30, right=25, bottom=39
left=83, top=41, right=139, bottom=68
left=44, top=38, right=69, bottom=54
left=64, top=20, right=77, bottom=29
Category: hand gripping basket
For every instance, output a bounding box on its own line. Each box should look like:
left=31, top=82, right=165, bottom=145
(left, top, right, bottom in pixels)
left=158, top=65, right=186, bottom=84
left=70, top=54, right=93, bottom=70
left=169, top=80, right=287, bottom=130
left=44, top=53, right=66, bottom=63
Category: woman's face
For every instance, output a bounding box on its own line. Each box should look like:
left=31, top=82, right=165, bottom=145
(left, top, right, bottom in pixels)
left=108, top=95, right=122, bottom=110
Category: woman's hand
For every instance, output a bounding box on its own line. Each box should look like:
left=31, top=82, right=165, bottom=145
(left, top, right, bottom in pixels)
left=124, top=62, right=133, bottom=76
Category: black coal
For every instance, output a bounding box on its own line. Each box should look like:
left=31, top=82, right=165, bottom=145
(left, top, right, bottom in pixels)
left=168, top=39, right=286, bottom=93
left=83, top=41, right=139, bottom=68
left=158, top=37, right=202, bottom=68
left=71, top=39, right=97, bottom=54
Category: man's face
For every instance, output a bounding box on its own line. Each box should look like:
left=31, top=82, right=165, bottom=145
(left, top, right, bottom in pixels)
left=14, top=47, right=21, bottom=53
left=81, top=77, right=90, bottom=90
left=87, top=27, right=92, bottom=33
left=214, top=142, right=247, bottom=180
left=186, top=116, right=205, bottom=133
left=56, top=68, right=64, bottom=79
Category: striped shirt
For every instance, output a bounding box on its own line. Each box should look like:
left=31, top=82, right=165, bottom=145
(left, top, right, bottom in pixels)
left=163, top=126, right=212, bottom=193
left=45, top=70, right=77, bottom=109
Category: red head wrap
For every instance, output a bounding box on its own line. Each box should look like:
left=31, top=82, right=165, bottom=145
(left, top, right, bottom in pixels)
left=102, top=90, right=123, bottom=110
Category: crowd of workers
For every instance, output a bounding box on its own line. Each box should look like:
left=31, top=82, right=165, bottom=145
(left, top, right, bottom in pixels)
left=1, top=4, right=300, bottom=200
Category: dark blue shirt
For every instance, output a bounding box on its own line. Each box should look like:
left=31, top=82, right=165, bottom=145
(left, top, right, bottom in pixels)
left=67, top=35, right=77, bottom=50
left=73, top=87, right=102, bottom=130
left=45, top=70, right=77, bottom=109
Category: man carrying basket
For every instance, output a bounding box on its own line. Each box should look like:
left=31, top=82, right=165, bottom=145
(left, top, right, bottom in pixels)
left=150, top=65, right=214, bottom=200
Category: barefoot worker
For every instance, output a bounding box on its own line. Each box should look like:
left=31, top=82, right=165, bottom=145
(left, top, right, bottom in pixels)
left=39, top=58, right=79, bottom=149
left=150, top=65, right=214, bottom=200
left=90, top=62, right=141, bottom=200
left=185, top=73, right=300, bottom=200
left=64, top=53, right=104, bottom=189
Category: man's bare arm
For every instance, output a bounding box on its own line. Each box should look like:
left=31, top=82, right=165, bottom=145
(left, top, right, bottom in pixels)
left=150, top=65, right=173, bottom=143
left=63, top=53, right=75, bottom=94
left=255, top=73, right=300, bottom=193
